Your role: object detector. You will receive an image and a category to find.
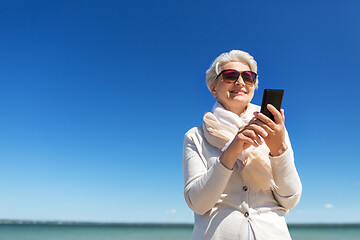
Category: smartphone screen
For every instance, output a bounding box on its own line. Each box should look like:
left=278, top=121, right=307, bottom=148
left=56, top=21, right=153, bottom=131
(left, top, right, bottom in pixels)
left=260, top=89, right=284, bottom=121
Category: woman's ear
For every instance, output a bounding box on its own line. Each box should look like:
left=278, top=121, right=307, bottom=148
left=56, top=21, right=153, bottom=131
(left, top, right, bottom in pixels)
left=211, top=87, right=217, bottom=98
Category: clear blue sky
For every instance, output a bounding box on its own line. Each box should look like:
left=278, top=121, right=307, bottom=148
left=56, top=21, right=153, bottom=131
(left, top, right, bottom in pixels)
left=0, top=0, right=359, bottom=224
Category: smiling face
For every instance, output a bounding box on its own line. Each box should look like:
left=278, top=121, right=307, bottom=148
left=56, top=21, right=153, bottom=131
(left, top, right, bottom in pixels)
left=211, top=61, right=256, bottom=115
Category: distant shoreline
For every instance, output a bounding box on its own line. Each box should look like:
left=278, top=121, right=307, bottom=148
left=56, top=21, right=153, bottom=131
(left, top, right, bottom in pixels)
left=0, top=220, right=193, bottom=227
left=0, top=220, right=359, bottom=228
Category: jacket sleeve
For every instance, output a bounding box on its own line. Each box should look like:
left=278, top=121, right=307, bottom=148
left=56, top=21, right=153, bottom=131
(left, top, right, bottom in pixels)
left=270, top=130, right=302, bottom=209
left=182, top=129, right=233, bottom=215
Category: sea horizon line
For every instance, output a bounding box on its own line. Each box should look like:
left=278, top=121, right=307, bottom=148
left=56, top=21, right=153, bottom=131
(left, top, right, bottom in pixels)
left=0, top=219, right=359, bottom=228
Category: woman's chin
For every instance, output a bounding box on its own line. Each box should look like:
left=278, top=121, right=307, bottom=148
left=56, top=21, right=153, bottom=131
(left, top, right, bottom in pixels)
left=230, top=96, right=250, bottom=105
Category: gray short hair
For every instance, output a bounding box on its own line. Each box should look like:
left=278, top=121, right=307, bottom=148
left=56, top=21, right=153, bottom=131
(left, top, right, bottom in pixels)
left=205, top=50, right=258, bottom=91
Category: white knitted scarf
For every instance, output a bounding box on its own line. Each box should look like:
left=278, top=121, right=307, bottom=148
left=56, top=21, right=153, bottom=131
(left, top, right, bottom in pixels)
left=202, top=102, right=277, bottom=193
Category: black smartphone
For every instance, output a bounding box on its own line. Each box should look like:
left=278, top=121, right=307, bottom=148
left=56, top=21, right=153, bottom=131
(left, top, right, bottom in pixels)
left=260, top=89, right=284, bottom=121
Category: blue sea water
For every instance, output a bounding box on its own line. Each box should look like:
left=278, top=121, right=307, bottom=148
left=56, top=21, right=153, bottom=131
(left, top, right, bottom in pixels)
left=0, top=223, right=359, bottom=240
left=0, top=224, right=192, bottom=240
left=289, top=225, right=360, bottom=240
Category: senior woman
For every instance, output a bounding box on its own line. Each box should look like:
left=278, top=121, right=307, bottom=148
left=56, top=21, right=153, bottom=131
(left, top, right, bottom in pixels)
left=182, top=50, right=302, bottom=240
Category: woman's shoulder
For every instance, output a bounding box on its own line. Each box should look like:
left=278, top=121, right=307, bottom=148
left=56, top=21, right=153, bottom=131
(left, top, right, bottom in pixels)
left=184, top=125, right=204, bottom=141
left=185, top=125, right=204, bottom=136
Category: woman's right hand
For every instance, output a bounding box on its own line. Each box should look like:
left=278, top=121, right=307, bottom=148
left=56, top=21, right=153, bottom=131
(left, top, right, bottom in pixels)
left=219, top=121, right=268, bottom=170
left=234, top=120, right=269, bottom=151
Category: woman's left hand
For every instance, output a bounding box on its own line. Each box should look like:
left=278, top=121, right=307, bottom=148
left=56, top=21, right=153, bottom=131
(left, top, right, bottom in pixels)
left=253, top=104, right=288, bottom=156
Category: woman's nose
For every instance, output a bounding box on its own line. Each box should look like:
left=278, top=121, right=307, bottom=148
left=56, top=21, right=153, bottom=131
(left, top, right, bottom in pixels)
left=234, top=76, right=245, bottom=85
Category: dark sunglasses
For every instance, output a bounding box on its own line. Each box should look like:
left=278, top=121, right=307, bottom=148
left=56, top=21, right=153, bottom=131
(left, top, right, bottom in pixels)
left=216, top=69, right=257, bottom=85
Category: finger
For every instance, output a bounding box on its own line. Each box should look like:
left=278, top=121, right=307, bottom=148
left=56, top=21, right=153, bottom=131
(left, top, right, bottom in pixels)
left=281, top=109, right=285, bottom=123
left=237, top=133, right=259, bottom=148
left=246, top=123, right=268, bottom=138
left=253, top=119, right=274, bottom=134
left=267, top=104, right=284, bottom=124
left=243, top=135, right=260, bottom=147
left=242, top=129, right=263, bottom=146
left=248, top=116, right=257, bottom=124
left=254, top=111, right=276, bottom=128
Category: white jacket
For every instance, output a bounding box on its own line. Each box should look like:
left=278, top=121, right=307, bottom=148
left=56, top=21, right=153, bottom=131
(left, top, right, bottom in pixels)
left=183, top=124, right=302, bottom=240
